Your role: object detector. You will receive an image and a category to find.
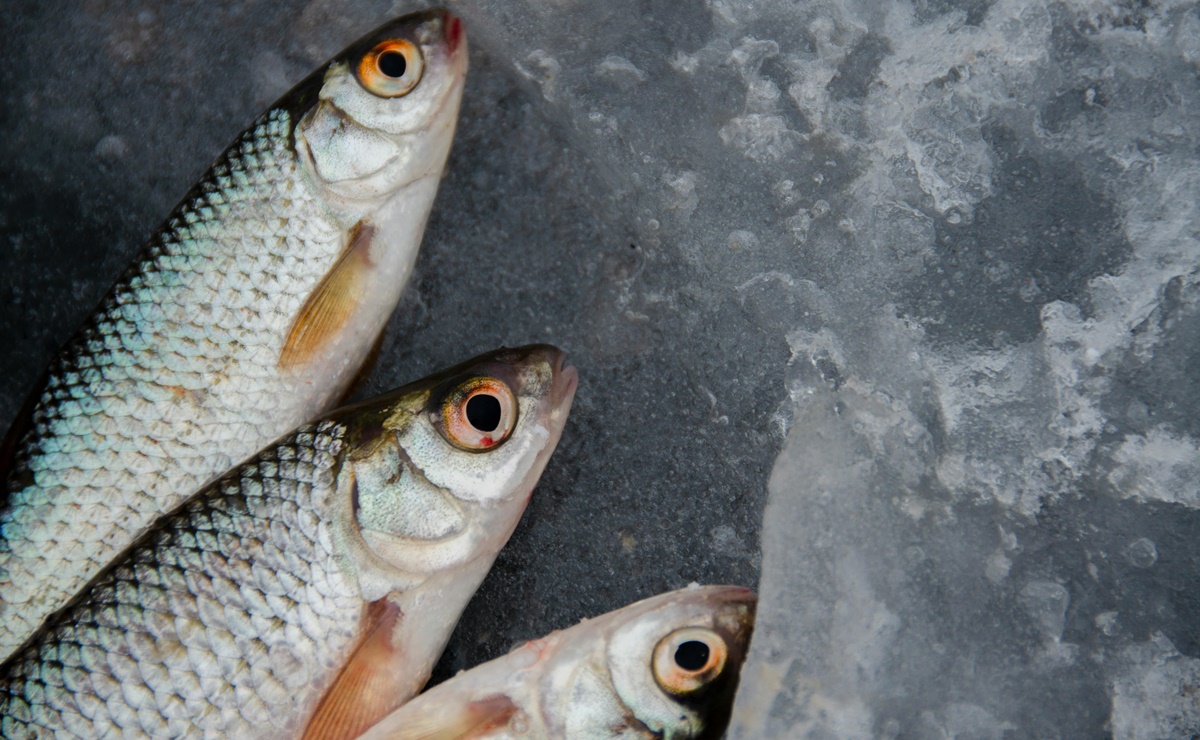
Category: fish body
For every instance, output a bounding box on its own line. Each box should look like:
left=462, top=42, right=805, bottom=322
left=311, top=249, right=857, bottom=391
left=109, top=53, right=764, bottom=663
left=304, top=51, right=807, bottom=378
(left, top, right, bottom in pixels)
left=0, top=344, right=576, bottom=739
left=0, top=9, right=467, bottom=660
left=360, top=585, right=756, bottom=740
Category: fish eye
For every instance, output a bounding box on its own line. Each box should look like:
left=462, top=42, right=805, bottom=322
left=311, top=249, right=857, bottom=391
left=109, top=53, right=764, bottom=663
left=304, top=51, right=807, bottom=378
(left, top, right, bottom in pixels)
left=652, top=628, right=728, bottom=696
left=439, top=378, right=518, bottom=451
left=356, top=38, right=424, bottom=98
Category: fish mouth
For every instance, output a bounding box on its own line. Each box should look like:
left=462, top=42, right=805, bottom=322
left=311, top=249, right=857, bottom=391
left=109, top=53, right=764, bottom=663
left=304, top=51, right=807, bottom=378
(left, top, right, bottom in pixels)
left=689, top=584, right=757, bottom=647
left=443, top=10, right=464, bottom=55
left=502, top=343, right=576, bottom=416
left=552, top=351, right=579, bottom=411
left=503, top=345, right=575, bottom=506
left=691, top=585, right=757, bottom=740
left=349, top=12, right=467, bottom=192
left=714, top=585, right=757, bottom=630
left=706, top=585, right=756, bottom=606
left=298, top=8, right=468, bottom=200
left=428, top=14, right=468, bottom=134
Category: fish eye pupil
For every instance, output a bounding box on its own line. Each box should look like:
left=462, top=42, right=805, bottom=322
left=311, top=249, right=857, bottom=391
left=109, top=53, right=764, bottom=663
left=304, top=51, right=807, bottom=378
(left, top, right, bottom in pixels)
left=377, top=50, right=407, bottom=78
left=674, top=640, right=710, bottom=671
left=465, top=394, right=502, bottom=432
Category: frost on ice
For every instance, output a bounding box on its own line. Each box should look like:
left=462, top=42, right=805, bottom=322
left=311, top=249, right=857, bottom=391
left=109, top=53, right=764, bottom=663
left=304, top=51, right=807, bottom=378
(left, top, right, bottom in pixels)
left=720, top=0, right=1200, bottom=736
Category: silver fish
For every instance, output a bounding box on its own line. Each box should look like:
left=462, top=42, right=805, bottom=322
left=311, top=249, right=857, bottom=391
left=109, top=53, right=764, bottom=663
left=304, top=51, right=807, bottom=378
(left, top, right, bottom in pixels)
left=0, top=344, right=577, bottom=739
left=0, top=9, right=467, bottom=661
left=360, top=585, right=755, bottom=740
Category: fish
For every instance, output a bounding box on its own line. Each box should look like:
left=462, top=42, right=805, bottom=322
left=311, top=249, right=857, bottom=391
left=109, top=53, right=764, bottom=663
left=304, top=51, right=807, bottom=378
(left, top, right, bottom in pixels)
left=358, top=584, right=756, bottom=740
left=0, top=344, right=577, bottom=739
left=0, top=8, right=468, bottom=661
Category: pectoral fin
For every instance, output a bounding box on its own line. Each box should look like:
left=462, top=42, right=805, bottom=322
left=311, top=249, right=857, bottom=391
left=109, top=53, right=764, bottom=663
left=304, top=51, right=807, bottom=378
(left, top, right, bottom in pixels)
left=360, top=694, right=519, bottom=740
left=302, top=597, right=408, bottom=740
left=280, top=220, right=376, bottom=370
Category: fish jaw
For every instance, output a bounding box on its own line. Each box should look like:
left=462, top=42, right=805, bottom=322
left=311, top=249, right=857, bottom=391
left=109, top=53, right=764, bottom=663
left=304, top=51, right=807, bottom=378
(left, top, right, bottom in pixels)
left=278, top=9, right=468, bottom=388
left=370, top=353, right=578, bottom=708
left=558, top=585, right=756, bottom=739
left=362, top=348, right=578, bottom=708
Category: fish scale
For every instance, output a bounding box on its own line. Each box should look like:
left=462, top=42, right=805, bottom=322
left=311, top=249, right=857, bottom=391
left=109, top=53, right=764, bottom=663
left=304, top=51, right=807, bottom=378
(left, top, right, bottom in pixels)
left=0, top=111, right=348, bottom=660
left=0, top=421, right=364, bottom=739
left=0, top=8, right=469, bottom=660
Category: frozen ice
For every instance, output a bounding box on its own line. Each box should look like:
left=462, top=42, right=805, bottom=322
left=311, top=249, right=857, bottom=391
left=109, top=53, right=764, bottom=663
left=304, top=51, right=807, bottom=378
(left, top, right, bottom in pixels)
left=1124, top=537, right=1158, bottom=570
left=1018, top=580, right=1071, bottom=643
left=720, top=0, right=1200, bottom=734
left=1111, top=633, right=1200, bottom=739
left=2, top=0, right=1198, bottom=737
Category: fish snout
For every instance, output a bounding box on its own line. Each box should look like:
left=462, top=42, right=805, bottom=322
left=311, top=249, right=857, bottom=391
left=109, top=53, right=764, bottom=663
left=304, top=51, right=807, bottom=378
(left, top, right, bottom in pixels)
left=443, top=10, right=464, bottom=55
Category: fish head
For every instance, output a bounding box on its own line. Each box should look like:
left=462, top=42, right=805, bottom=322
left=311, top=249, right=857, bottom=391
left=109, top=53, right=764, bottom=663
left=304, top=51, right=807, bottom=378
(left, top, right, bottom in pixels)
left=351, top=586, right=754, bottom=740
left=294, top=8, right=467, bottom=207
left=302, top=345, right=574, bottom=737
left=376, top=343, right=577, bottom=504
left=329, top=345, right=577, bottom=599
left=591, top=585, right=757, bottom=739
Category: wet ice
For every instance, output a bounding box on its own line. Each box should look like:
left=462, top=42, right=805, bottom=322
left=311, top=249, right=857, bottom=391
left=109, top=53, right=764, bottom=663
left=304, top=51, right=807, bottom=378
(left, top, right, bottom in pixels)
left=722, top=1, right=1200, bottom=735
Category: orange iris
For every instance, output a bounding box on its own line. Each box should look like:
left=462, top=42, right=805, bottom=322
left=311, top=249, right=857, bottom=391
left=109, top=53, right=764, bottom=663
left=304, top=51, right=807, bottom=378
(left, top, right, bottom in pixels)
left=356, top=38, right=424, bottom=98
left=440, top=378, right=518, bottom=451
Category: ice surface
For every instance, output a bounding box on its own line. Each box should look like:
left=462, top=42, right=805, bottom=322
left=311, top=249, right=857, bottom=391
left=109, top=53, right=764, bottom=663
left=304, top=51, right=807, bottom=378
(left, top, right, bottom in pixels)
left=2, top=0, right=1199, bottom=736
left=715, top=1, right=1200, bottom=736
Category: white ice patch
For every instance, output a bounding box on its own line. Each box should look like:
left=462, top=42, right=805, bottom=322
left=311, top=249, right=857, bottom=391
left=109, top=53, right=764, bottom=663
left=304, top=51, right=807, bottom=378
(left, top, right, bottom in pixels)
left=719, top=113, right=799, bottom=164
left=515, top=50, right=562, bottom=102
left=829, top=555, right=901, bottom=684
left=594, top=54, right=645, bottom=89
left=727, top=229, right=758, bottom=251
left=1108, top=428, right=1200, bottom=508
left=1110, top=633, right=1200, bottom=740
left=662, top=170, right=699, bottom=220
left=718, top=38, right=804, bottom=164
left=1018, top=580, right=1070, bottom=642
left=726, top=0, right=1200, bottom=733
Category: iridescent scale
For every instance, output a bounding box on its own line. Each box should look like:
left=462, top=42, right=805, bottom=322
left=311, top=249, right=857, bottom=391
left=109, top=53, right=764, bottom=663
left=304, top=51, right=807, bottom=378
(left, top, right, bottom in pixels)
left=0, top=421, right=364, bottom=738
left=0, top=108, right=348, bottom=660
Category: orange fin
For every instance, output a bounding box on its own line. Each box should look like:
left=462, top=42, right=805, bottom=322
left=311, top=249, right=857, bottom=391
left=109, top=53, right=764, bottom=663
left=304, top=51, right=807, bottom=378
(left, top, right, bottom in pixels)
left=362, top=694, right=519, bottom=740
left=303, top=597, right=409, bottom=740
left=280, top=220, right=376, bottom=370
